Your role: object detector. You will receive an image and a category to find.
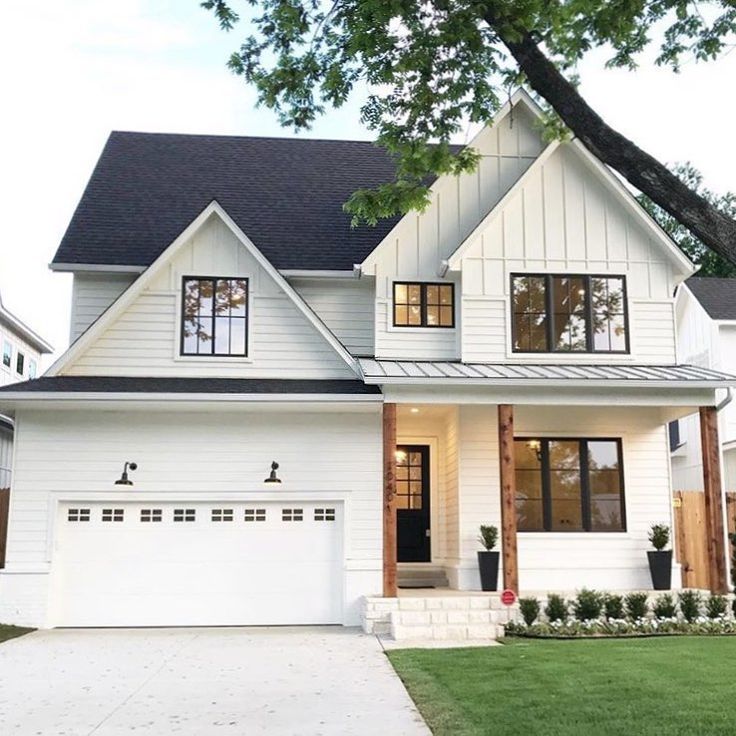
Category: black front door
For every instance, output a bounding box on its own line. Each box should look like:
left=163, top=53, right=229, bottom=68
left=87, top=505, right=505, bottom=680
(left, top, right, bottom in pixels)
left=396, top=445, right=431, bottom=562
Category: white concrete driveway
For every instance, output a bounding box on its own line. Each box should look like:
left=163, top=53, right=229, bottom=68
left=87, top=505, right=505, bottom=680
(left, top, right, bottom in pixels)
left=0, top=627, right=429, bottom=735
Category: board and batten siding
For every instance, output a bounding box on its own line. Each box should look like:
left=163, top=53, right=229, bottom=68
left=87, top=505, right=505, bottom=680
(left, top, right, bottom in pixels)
left=459, top=144, right=680, bottom=364
left=0, top=406, right=382, bottom=627
left=69, top=273, right=137, bottom=343
left=365, top=105, right=544, bottom=361
left=63, top=215, right=355, bottom=379
left=289, top=277, right=374, bottom=356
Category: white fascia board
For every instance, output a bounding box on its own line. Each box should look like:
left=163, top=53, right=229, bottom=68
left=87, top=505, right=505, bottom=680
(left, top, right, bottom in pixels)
left=0, top=392, right=383, bottom=403
left=46, top=200, right=360, bottom=377
left=48, top=263, right=147, bottom=274
left=445, top=141, right=560, bottom=269
left=359, top=88, right=545, bottom=273
left=280, top=270, right=357, bottom=279
left=568, top=139, right=696, bottom=278
left=363, top=376, right=736, bottom=389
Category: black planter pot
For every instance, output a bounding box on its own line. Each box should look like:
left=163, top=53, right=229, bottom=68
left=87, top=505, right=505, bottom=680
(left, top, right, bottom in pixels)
left=478, top=550, right=500, bottom=592
left=648, top=550, right=673, bottom=590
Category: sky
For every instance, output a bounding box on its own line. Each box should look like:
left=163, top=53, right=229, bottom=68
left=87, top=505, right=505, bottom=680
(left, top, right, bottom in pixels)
left=0, top=0, right=734, bottom=366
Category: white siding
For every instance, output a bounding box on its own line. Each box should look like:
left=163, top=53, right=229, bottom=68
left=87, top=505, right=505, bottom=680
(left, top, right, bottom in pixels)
left=366, top=105, right=543, bottom=361
left=459, top=144, right=681, bottom=364
left=70, top=273, right=136, bottom=342
left=290, top=277, right=374, bottom=356
left=0, top=321, right=44, bottom=387
left=63, top=215, right=355, bottom=379
left=0, top=406, right=382, bottom=627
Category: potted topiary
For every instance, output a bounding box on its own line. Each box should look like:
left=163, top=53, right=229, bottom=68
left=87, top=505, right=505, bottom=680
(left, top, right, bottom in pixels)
left=647, top=523, right=672, bottom=590
left=477, top=524, right=500, bottom=591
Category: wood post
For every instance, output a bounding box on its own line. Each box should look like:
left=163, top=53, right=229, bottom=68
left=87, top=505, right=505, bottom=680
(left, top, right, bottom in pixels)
left=498, top=404, right=518, bottom=593
left=699, top=406, right=728, bottom=593
left=383, top=403, right=398, bottom=597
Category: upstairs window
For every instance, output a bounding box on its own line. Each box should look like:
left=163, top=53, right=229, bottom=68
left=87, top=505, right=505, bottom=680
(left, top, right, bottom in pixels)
left=16, top=352, right=24, bottom=376
left=515, top=438, right=626, bottom=532
left=181, top=277, right=248, bottom=357
left=28, top=359, right=37, bottom=379
left=1, top=340, right=10, bottom=369
left=511, top=274, right=628, bottom=353
left=393, top=282, right=454, bottom=328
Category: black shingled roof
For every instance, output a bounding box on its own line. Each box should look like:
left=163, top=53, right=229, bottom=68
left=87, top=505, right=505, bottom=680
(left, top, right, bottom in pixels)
left=52, top=132, right=410, bottom=271
left=0, top=376, right=381, bottom=395
left=686, top=277, right=736, bottom=321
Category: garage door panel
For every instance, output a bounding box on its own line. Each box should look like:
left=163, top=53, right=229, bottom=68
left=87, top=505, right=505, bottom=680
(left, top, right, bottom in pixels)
left=51, top=502, right=343, bottom=627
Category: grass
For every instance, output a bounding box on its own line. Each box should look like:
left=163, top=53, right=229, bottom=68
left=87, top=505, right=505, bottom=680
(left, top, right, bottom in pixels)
left=0, top=624, right=33, bottom=645
left=388, top=637, right=736, bottom=736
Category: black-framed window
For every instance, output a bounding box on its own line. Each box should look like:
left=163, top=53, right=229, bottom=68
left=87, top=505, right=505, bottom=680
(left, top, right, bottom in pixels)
left=515, top=438, right=626, bottom=532
left=16, top=352, right=24, bottom=376
left=393, top=282, right=454, bottom=327
left=511, top=274, right=628, bottom=353
left=2, top=340, right=10, bottom=369
left=181, top=277, right=248, bottom=356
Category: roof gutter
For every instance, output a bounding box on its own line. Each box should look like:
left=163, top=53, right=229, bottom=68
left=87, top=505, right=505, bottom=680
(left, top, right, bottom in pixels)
left=362, top=376, right=736, bottom=389
left=716, top=387, right=733, bottom=413
left=48, top=263, right=147, bottom=274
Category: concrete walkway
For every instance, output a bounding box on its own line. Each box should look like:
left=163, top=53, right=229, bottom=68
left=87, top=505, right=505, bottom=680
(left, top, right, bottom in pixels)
left=0, top=627, right=430, bottom=735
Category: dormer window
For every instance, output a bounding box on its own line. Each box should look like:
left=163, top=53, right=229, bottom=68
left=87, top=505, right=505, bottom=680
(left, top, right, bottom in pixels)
left=393, top=282, right=454, bottom=328
left=511, top=274, right=628, bottom=353
left=181, top=277, right=248, bottom=356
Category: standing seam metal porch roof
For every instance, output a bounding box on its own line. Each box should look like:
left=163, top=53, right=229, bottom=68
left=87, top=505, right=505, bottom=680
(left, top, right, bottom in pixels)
left=358, top=359, right=736, bottom=386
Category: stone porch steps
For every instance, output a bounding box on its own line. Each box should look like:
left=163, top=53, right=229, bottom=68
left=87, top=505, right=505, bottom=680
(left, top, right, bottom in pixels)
left=363, top=595, right=506, bottom=642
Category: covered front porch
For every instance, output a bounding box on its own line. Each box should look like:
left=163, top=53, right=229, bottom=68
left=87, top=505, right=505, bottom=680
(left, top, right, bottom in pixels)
left=365, top=360, right=734, bottom=608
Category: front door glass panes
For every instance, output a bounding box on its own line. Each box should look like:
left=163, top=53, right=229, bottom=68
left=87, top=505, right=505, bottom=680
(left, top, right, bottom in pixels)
left=396, top=448, right=423, bottom=510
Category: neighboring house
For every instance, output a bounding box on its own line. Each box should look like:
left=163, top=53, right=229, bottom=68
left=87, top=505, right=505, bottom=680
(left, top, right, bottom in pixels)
left=0, top=291, right=53, bottom=487
left=0, top=90, right=733, bottom=633
left=671, top=277, right=736, bottom=492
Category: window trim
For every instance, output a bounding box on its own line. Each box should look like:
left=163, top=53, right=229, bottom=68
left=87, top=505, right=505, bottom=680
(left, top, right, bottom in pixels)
left=510, top=273, right=630, bottom=354
left=15, top=351, right=24, bottom=376
left=179, top=275, right=250, bottom=358
left=392, top=281, right=455, bottom=329
left=515, top=436, right=627, bottom=533
left=1, top=340, right=11, bottom=370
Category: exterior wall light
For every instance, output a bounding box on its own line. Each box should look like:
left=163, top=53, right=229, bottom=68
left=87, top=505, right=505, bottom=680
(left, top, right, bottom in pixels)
left=264, top=461, right=282, bottom=484
left=114, top=461, right=137, bottom=486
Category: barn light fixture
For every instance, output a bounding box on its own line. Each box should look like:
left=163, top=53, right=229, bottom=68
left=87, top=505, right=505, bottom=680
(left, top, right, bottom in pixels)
left=527, top=440, right=542, bottom=463
left=264, top=461, right=282, bottom=484
left=114, top=461, right=137, bottom=486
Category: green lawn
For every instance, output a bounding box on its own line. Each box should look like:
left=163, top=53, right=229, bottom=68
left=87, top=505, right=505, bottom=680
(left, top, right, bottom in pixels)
left=0, top=624, right=33, bottom=645
left=388, top=637, right=736, bottom=736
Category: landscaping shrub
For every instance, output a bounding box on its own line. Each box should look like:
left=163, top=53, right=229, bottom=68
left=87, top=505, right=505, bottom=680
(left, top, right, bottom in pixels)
left=624, top=592, right=649, bottom=621
left=648, top=523, right=670, bottom=551
left=519, top=597, right=540, bottom=626
left=573, top=589, right=604, bottom=621
left=545, top=594, right=568, bottom=623
left=706, top=595, right=728, bottom=619
left=653, top=594, right=677, bottom=619
left=604, top=594, right=625, bottom=621
left=679, top=590, right=702, bottom=623
left=477, top=524, right=498, bottom=550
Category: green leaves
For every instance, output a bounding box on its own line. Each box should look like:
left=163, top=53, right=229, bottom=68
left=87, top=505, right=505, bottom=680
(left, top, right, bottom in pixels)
left=202, top=0, right=736, bottom=225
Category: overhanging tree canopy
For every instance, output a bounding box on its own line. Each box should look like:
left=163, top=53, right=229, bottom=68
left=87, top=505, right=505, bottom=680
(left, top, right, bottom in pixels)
left=202, top=0, right=736, bottom=266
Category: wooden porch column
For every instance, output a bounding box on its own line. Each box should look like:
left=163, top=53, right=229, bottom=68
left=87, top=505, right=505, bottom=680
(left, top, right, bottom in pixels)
left=699, top=406, right=729, bottom=594
left=498, top=404, right=519, bottom=593
left=383, top=403, right=398, bottom=597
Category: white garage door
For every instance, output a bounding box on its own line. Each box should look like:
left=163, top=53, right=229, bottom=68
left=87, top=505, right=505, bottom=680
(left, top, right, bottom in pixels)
left=50, top=501, right=343, bottom=627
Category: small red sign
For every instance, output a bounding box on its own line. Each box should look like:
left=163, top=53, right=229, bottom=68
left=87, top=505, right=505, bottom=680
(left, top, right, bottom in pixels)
left=501, top=589, right=517, bottom=606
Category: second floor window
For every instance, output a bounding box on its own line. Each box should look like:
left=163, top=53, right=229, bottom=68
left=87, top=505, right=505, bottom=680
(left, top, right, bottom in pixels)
left=181, top=277, right=248, bottom=356
left=511, top=274, right=628, bottom=353
left=393, top=282, right=454, bottom=328
left=1, top=340, right=10, bottom=369
left=16, top=351, right=24, bottom=376
left=28, top=359, right=37, bottom=379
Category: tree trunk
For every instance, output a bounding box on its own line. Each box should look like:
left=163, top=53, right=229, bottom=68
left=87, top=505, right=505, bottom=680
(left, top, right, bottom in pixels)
left=487, top=19, right=736, bottom=266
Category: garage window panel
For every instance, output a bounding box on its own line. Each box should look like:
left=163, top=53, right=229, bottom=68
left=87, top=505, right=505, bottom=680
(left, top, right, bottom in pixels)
left=244, top=508, right=266, bottom=522
left=67, top=508, right=91, bottom=522
left=314, top=508, right=336, bottom=522
left=102, top=508, right=124, bottom=522
left=140, top=509, right=163, bottom=523
left=282, top=508, right=304, bottom=522
left=174, top=508, right=196, bottom=522
left=211, top=509, right=234, bottom=522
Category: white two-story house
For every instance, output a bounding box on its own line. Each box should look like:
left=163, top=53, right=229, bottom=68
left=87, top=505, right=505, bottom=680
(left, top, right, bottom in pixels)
left=0, top=90, right=732, bottom=635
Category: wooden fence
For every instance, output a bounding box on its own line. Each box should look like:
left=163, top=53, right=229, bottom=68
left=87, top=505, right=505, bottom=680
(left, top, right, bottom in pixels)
left=674, top=490, right=736, bottom=589
left=0, top=488, right=9, bottom=569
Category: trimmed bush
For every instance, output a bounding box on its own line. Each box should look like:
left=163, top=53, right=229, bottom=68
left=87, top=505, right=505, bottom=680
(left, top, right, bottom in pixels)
left=624, top=592, right=649, bottom=621
left=573, top=589, right=604, bottom=621
left=706, top=595, right=728, bottom=619
left=545, top=594, right=568, bottom=623
left=648, top=523, right=670, bottom=551
left=653, top=593, right=677, bottom=619
left=477, top=525, right=498, bottom=550
left=604, top=594, right=625, bottom=621
left=679, top=590, right=702, bottom=623
left=519, top=597, right=540, bottom=626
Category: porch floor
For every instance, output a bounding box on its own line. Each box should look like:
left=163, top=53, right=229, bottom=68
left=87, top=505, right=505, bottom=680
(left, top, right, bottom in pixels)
left=398, top=587, right=503, bottom=598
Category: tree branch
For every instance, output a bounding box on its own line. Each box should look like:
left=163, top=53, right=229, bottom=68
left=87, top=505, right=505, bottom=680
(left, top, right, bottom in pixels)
left=488, top=18, right=736, bottom=266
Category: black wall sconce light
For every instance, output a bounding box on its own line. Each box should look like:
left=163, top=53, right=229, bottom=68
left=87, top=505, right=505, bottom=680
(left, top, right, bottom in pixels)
left=115, top=461, right=138, bottom=486
left=264, top=461, right=282, bottom=484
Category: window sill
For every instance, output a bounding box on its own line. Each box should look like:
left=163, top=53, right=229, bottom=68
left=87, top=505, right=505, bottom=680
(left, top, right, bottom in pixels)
left=385, top=326, right=457, bottom=334
left=174, top=355, right=254, bottom=365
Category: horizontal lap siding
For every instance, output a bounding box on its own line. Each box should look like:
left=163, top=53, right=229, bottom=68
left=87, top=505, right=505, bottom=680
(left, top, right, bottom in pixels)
left=5, top=409, right=382, bottom=568
left=631, top=301, right=677, bottom=363
left=70, top=274, right=137, bottom=342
